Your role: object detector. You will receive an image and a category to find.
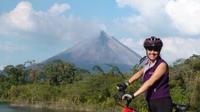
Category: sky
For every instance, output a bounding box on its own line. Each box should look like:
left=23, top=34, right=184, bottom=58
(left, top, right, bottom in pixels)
left=0, top=0, right=200, bottom=69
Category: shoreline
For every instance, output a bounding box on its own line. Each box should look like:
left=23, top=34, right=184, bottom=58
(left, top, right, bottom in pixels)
left=9, top=102, right=117, bottom=112
left=0, top=99, right=118, bottom=112
left=8, top=101, right=93, bottom=112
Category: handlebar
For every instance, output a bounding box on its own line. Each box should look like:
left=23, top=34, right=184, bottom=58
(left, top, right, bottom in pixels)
left=115, top=85, right=132, bottom=107
left=173, top=103, right=188, bottom=112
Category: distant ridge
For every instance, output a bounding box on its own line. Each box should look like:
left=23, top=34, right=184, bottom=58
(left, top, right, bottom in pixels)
left=43, top=31, right=141, bottom=72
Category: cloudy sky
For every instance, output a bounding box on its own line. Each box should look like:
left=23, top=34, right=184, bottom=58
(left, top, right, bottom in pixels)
left=0, top=0, right=200, bottom=69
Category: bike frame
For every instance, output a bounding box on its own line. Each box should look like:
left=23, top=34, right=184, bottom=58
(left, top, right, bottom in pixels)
left=120, top=101, right=188, bottom=112
left=122, top=100, right=137, bottom=112
left=123, top=106, right=136, bottom=112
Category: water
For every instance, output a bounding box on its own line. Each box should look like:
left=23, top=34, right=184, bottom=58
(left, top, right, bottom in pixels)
left=0, top=104, right=79, bottom=112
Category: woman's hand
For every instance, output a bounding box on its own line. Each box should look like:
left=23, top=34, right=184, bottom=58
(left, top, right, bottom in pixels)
left=122, top=93, right=134, bottom=101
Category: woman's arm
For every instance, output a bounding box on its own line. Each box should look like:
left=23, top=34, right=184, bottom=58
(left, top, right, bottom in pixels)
left=117, top=68, right=144, bottom=91
left=133, top=62, right=167, bottom=97
left=128, top=68, right=144, bottom=84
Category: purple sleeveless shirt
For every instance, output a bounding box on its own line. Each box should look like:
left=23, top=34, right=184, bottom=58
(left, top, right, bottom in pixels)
left=143, top=57, right=170, bottom=100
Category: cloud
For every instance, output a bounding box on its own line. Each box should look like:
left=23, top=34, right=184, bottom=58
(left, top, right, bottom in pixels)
left=115, top=0, right=200, bottom=63
left=162, top=37, right=200, bottom=63
left=48, top=3, right=71, bottom=14
left=116, top=0, right=168, bottom=16
left=114, top=0, right=177, bottom=38
left=120, top=36, right=200, bottom=64
left=0, top=1, right=102, bottom=52
left=112, top=16, right=151, bottom=37
left=115, top=0, right=200, bottom=37
left=0, top=65, right=6, bottom=70
left=30, top=12, right=101, bottom=44
left=166, top=0, right=200, bottom=35
left=119, top=37, right=144, bottom=55
left=3, top=1, right=34, bottom=31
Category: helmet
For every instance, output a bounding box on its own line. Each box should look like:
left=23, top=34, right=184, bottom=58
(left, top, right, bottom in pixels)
left=143, top=36, right=163, bottom=51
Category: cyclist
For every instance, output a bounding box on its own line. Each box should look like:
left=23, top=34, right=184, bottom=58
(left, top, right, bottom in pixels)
left=118, top=36, right=172, bottom=112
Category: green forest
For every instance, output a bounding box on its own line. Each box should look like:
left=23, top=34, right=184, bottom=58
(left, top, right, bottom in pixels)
left=0, top=54, right=200, bottom=112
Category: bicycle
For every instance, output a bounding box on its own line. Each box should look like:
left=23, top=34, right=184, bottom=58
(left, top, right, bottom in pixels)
left=114, top=85, right=188, bottom=112
left=114, top=83, right=137, bottom=112
left=172, top=103, right=188, bottom=112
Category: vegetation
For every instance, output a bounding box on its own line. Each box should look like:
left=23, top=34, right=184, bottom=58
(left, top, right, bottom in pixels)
left=0, top=54, right=200, bottom=111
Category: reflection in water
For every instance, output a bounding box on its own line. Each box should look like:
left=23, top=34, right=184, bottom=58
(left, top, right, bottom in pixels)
left=0, top=104, right=83, bottom=112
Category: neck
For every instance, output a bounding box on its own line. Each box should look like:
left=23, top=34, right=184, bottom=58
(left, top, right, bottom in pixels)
left=148, top=56, right=160, bottom=63
left=149, top=59, right=156, bottom=63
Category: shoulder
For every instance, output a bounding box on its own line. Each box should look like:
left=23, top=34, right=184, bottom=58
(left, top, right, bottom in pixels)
left=158, top=62, right=167, bottom=67
left=155, top=62, right=168, bottom=73
left=158, top=57, right=168, bottom=67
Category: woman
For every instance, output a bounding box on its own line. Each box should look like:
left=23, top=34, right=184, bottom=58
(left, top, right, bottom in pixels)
left=118, top=36, right=172, bottom=112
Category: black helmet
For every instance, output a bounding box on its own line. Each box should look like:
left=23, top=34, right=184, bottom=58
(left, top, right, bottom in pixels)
left=143, top=36, right=163, bottom=51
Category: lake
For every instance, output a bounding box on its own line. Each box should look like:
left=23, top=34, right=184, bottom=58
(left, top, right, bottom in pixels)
left=0, top=104, right=82, bottom=112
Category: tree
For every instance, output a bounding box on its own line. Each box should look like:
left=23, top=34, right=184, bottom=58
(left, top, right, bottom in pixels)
left=106, top=64, right=125, bottom=79
left=3, top=65, right=18, bottom=85
left=190, top=76, right=200, bottom=110
left=60, top=61, right=77, bottom=84
left=24, top=60, right=41, bottom=83
left=28, top=69, right=40, bottom=83
left=44, top=60, right=77, bottom=85
left=92, top=65, right=105, bottom=75
left=15, top=64, right=26, bottom=84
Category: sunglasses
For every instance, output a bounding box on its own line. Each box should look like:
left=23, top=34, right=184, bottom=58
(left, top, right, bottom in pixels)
left=146, top=47, right=160, bottom=52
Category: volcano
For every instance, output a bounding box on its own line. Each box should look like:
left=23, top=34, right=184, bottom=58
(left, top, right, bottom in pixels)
left=43, top=31, right=141, bottom=72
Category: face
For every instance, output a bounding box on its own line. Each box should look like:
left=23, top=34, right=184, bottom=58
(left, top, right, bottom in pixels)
left=146, top=49, right=159, bottom=62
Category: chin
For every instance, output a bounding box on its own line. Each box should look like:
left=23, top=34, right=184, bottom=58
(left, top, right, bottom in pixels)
left=148, top=56, right=158, bottom=61
left=149, top=58, right=156, bottom=61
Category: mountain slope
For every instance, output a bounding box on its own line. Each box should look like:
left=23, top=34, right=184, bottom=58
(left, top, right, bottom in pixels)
left=43, top=31, right=141, bottom=72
